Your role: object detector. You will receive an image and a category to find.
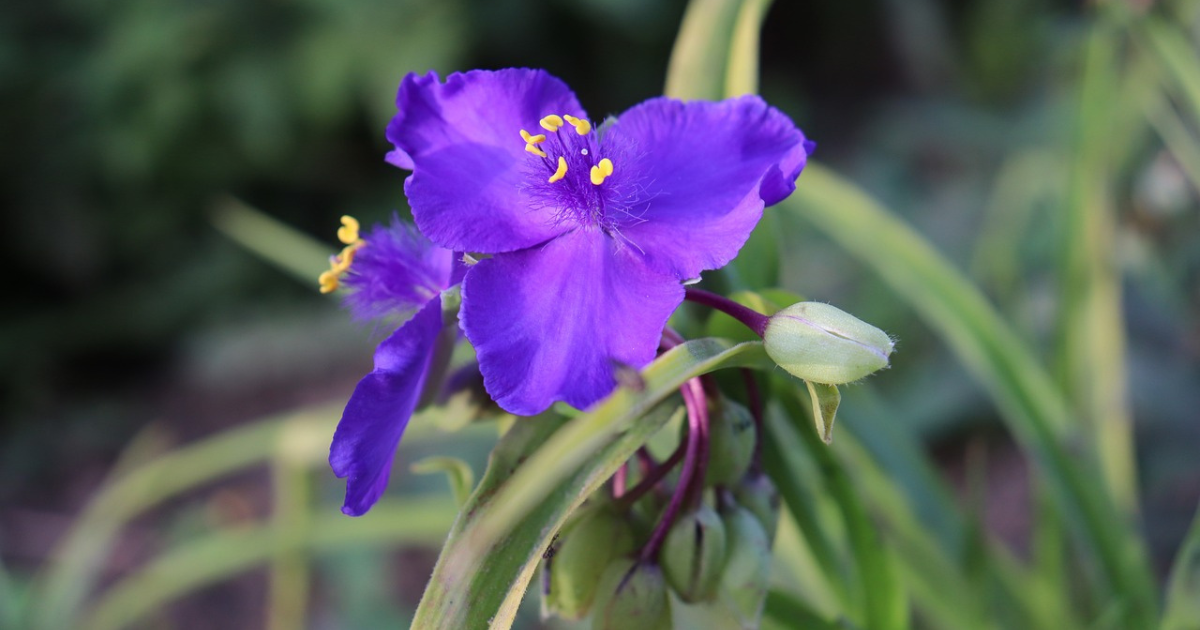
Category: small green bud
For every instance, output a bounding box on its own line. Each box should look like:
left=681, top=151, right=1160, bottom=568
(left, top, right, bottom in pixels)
left=705, top=399, right=756, bottom=487
left=591, top=558, right=672, bottom=630
left=731, top=472, right=780, bottom=542
left=661, top=504, right=728, bottom=603
left=719, top=504, right=772, bottom=628
left=763, top=302, right=893, bottom=385
left=545, top=506, right=636, bottom=620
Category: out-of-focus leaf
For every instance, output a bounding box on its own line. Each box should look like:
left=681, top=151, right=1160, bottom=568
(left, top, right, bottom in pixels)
left=664, top=0, right=742, bottom=100
left=211, top=197, right=333, bottom=287
left=1057, top=20, right=1137, bottom=516
left=763, top=590, right=856, bottom=630
left=762, top=401, right=852, bottom=610
left=780, top=163, right=1158, bottom=627
left=1140, top=16, right=1200, bottom=128
left=411, top=456, right=475, bottom=506
left=1161, top=505, right=1200, bottom=630
left=31, top=407, right=337, bottom=630
left=411, top=339, right=773, bottom=629
left=773, top=389, right=909, bottom=630
left=84, top=497, right=459, bottom=630
left=724, top=0, right=773, bottom=97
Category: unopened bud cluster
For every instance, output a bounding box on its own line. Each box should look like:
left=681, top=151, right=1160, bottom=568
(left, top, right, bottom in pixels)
left=541, top=398, right=780, bottom=629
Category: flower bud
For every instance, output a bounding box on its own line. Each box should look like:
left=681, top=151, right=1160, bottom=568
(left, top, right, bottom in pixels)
left=719, top=504, right=772, bottom=628
left=763, top=302, right=893, bottom=385
left=544, top=506, right=636, bottom=620
left=705, top=399, right=756, bottom=487
left=661, top=504, right=727, bottom=603
left=591, top=558, right=672, bottom=630
left=731, top=472, right=780, bottom=542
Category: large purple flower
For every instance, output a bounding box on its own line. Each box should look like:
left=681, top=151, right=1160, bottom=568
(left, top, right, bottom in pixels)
left=387, top=68, right=812, bottom=415
left=329, top=217, right=459, bottom=516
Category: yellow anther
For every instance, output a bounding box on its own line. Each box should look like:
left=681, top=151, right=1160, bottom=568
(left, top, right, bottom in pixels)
left=548, top=156, right=568, bottom=183
left=320, top=217, right=367, bottom=293
left=563, top=114, right=591, bottom=135
left=540, top=115, right=564, bottom=132
left=318, top=270, right=339, bottom=294
left=520, top=129, right=546, bottom=145
left=525, top=143, right=547, bottom=158
left=337, top=215, right=360, bottom=245
left=590, top=158, right=614, bottom=185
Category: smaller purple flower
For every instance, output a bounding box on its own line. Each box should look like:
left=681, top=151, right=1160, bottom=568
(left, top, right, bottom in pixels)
left=328, top=216, right=459, bottom=516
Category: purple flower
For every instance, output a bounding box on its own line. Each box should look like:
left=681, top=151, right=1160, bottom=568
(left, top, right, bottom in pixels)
left=328, top=217, right=459, bottom=516
left=386, top=68, right=813, bottom=416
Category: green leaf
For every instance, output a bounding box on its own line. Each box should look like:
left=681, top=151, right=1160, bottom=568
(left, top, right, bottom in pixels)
left=210, top=197, right=333, bottom=287
left=664, top=0, right=743, bottom=100
left=1161, top=504, right=1200, bottom=630
left=411, top=339, right=772, bottom=629
left=773, top=389, right=909, bottom=630
left=724, top=0, right=774, bottom=97
left=763, top=590, right=849, bottom=630
left=411, top=456, right=475, bottom=506
left=805, top=381, right=840, bottom=444
left=761, top=401, right=853, bottom=610
left=781, top=163, right=1158, bottom=626
left=83, top=497, right=459, bottom=630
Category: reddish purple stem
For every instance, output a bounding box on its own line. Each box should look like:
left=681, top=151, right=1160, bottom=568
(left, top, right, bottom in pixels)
left=640, top=375, right=709, bottom=562
left=684, top=287, right=769, bottom=337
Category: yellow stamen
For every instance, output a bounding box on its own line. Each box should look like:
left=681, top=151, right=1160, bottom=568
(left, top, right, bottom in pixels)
left=563, top=114, right=591, bottom=135
left=540, top=115, right=564, bottom=132
left=548, top=156, right=568, bottom=183
left=519, top=129, right=546, bottom=145
left=318, top=218, right=367, bottom=293
left=333, top=242, right=361, bottom=272
left=525, top=143, right=547, bottom=158
left=337, top=215, right=360, bottom=245
left=590, top=158, right=614, bottom=185
left=318, top=270, right=339, bottom=294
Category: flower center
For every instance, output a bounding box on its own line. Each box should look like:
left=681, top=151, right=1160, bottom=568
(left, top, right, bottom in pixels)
left=518, top=114, right=626, bottom=231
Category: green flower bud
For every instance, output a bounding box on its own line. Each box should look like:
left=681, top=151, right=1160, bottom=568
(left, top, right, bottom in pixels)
left=591, top=558, right=673, bottom=630
left=719, top=504, right=772, bottom=628
left=705, top=399, right=756, bottom=487
left=731, top=472, right=780, bottom=542
left=545, top=506, right=636, bottom=620
left=763, top=302, right=894, bottom=385
left=661, top=504, right=727, bottom=603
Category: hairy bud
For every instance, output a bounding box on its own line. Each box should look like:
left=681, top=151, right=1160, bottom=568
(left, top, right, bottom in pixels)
left=704, top=399, right=756, bottom=487
left=661, top=504, right=728, bottom=603
left=731, top=472, right=780, bottom=542
left=591, top=558, right=672, bottom=630
left=763, top=302, right=893, bottom=385
left=720, top=503, right=772, bottom=628
left=544, top=506, right=636, bottom=619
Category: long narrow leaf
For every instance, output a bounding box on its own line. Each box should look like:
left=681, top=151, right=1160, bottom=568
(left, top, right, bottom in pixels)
left=1161, top=504, right=1200, bottom=630
left=781, top=163, right=1158, bottom=626
left=83, top=497, right=458, bottom=630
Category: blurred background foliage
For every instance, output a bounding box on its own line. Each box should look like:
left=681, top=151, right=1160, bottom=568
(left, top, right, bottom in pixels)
left=2, top=0, right=1199, bottom=627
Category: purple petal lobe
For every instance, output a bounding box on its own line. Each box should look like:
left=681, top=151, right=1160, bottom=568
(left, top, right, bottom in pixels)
left=330, top=298, right=443, bottom=516
left=388, top=69, right=587, bottom=253
left=342, top=217, right=454, bottom=322
left=601, top=95, right=812, bottom=280
left=460, top=229, right=684, bottom=416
